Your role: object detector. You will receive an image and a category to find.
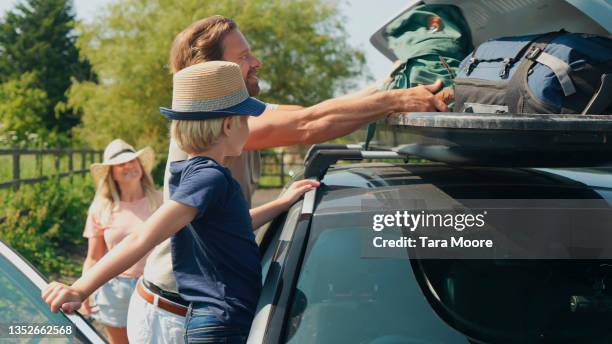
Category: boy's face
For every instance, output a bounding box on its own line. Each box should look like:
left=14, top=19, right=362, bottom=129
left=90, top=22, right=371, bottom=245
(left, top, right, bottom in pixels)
left=224, top=116, right=250, bottom=156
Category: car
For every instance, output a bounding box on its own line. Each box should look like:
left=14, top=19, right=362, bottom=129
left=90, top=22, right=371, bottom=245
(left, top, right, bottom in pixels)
left=0, top=240, right=106, bottom=343
left=246, top=0, right=612, bottom=342
left=247, top=147, right=612, bottom=343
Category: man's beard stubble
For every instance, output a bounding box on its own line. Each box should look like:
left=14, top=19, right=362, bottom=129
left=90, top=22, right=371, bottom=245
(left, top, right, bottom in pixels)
left=246, top=78, right=260, bottom=96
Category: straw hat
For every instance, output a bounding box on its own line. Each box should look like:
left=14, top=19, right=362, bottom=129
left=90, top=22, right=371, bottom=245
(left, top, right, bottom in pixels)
left=90, top=139, right=155, bottom=186
left=160, top=61, right=266, bottom=120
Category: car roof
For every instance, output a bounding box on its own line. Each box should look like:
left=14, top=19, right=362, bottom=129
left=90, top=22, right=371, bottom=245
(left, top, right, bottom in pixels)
left=313, top=163, right=612, bottom=216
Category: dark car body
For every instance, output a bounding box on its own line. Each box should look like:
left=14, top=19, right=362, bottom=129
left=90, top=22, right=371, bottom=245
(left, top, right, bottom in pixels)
left=250, top=0, right=612, bottom=342
left=247, top=163, right=612, bottom=343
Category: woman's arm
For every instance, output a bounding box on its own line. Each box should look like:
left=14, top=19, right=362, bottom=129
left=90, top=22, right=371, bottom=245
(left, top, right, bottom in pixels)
left=250, top=179, right=320, bottom=229
left=82, top=236, right=107, bottom=273
left=42, top=200, right=197, bottom=313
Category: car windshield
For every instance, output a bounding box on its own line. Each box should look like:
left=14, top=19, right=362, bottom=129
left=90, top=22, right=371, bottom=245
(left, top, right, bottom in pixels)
left=0, top=254, right=91, bottom=343
left=283, top=214, right=469, bottom=344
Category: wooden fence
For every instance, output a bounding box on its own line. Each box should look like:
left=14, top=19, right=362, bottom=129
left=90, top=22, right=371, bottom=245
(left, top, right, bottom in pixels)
left=0, top=148, right=103, bottom=191
left=260, top=150, right=304, bottom=187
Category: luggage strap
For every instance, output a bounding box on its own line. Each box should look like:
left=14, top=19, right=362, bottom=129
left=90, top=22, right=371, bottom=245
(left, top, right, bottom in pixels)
left=526, top=47, right=576, bottom=96
left=364, top=122, right=376, bottom=150
left=505, top=31, right=565, bottom=113
left=582, top=73, right=612, bottom=114
left=466, top=32, right=553, bottom=77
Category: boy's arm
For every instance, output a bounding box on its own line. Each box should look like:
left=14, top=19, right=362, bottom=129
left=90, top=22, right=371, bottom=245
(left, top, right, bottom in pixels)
left=250, top=180, right=320, bottom=229
left=43, top=200, right=197, bottom=313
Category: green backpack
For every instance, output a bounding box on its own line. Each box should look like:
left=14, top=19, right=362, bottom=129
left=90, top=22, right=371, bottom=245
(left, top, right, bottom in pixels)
left=382, top=4, right=473, bottom=91
left=366, top=5, right=472, bottom=149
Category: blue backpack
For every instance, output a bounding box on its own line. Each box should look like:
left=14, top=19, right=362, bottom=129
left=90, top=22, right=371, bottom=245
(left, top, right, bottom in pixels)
left=454, top=31, right=612, bottom=115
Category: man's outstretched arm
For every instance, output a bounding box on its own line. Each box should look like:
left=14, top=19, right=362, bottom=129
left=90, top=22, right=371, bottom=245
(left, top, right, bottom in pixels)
left=244, top=81, right=448, bottom=151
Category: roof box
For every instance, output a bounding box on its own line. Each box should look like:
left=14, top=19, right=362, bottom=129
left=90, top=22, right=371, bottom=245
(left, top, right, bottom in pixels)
left=375, top=113, right=612, bottom=167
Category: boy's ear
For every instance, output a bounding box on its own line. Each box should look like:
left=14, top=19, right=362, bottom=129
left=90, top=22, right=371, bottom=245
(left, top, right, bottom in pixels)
left=222, top=117, right=232, bottom=136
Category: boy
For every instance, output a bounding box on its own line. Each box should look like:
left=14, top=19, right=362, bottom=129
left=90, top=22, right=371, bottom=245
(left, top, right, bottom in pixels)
left=42, top=61, right=319, bottom=342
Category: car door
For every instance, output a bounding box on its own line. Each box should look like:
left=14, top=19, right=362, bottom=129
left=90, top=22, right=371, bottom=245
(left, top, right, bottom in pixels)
left=249, top=188, right=317, bottom=344
left=0, top=240, right=106, bottom=343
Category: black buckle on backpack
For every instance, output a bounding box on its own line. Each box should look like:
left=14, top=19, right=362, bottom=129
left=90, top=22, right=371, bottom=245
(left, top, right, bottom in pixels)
left=499, top=57, right=514, bottom=78
left=466, top=57, right=478, bottom=75
left=525, top=47, right=542, bottom=61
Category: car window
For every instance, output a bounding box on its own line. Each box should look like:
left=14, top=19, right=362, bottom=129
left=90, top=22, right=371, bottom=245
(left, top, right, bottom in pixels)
left=0, top=254, right=91, bottom=343
left=283, top=217, right=468, bottom=344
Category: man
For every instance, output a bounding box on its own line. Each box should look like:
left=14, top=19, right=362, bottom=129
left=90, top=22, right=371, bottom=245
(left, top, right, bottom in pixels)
left=128, top=15, right=449, bottom=344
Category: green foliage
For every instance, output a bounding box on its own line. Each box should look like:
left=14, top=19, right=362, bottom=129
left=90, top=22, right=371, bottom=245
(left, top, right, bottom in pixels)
left=0, top=176, right=95, bottom=281
left=0, top=72, right=51, bottom=146
left=68, top=0, right=366, bottom=155
left=0, top=0, right=94, bottom=134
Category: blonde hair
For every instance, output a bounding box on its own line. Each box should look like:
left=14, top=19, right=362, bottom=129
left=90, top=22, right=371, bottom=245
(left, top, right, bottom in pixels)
left=169, top=15, right=237, bottom=74
left=88, top=159, right=160, bottom=227
left=171, top=116, right=241, bottom=154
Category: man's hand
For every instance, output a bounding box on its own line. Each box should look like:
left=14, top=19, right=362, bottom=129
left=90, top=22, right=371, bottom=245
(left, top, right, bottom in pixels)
left=436, top=87, right=454, bottom=105
left=42, top=282, right=85, bottom=314
left=390, top=80, right=449, bottom=113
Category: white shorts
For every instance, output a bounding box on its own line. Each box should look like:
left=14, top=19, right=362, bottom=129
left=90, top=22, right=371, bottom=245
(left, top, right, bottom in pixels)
left=93, top=276, right=137, bottom=327
left=126, top=282, right=186, bottom=344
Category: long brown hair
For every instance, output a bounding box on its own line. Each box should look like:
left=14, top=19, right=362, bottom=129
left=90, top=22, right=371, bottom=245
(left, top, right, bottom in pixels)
left=169, top=15, right=237, bottom=74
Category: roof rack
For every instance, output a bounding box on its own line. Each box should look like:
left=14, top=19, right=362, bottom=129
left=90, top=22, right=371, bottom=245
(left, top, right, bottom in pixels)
left=303, top=144, right=409, bottom=179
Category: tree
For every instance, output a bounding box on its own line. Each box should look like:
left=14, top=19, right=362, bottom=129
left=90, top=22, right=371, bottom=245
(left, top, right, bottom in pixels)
left=0, top=0, right=93, bottom=134
left=68, top=0, right=367, bottom=154
left=0, top=72, right=50, bottom=146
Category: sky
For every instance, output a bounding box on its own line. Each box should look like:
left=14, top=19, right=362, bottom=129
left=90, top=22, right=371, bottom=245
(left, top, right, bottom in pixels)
left=0, top=0, right=409, bottom=83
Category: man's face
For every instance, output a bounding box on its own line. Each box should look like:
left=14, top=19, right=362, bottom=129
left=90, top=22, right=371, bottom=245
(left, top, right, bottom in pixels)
left=222, top=30, right=262, bottom=96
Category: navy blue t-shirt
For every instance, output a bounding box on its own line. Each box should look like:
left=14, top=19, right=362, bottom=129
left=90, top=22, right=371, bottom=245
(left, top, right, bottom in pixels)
left=168, top=156, right=261, bottom=330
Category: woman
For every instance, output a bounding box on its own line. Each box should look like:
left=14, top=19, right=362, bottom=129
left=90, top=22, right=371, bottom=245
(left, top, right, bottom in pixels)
left=82, top=139, right=162, bottom=344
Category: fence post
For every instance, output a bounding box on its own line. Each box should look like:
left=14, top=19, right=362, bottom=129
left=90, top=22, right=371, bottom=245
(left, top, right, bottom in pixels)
left=81, top=148, right=86, bottom=175
left=280, top=151, right=285, bottom=186
left=12, top=146, right=20, bottom=191
left=37, top=149, right=42, bottom=177
left=68, top=148, right=74, bottom=182
left=55, top=147, right=61, bottom=175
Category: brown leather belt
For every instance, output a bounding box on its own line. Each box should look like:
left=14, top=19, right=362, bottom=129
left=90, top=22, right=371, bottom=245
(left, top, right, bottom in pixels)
left=136, top=279, right=188, bottom=317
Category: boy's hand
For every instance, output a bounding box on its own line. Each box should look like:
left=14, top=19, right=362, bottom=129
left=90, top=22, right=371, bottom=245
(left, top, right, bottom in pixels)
left=80, top=297, right=97, bottom=316
left=278, top=179, right=320, bottom=207
left=42, top=282, right=86, bottom=314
